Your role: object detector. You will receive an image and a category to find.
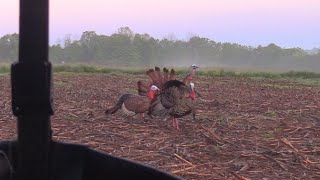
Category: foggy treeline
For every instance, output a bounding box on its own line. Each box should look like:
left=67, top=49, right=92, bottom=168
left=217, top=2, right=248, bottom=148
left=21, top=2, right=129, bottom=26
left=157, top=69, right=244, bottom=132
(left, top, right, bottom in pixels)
left=0, top=27, right=320, bottom=71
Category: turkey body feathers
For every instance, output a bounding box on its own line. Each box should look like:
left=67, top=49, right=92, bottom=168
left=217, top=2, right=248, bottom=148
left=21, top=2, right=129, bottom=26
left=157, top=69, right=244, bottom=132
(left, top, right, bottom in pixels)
left=149, top=80, right=194, bottom=119
left=105, top=94, right=151, bottom=116
left=137, top=81, right=150, bottom=96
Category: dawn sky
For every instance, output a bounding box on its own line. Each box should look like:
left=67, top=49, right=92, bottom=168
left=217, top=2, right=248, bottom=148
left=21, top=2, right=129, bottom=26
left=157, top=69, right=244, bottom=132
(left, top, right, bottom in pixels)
left=1, top=0, right=319, bottom=49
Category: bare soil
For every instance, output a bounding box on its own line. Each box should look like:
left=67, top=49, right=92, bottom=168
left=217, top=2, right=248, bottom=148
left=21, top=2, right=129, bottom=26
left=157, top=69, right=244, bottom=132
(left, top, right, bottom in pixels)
left=1, top=73, right=320, bottom=179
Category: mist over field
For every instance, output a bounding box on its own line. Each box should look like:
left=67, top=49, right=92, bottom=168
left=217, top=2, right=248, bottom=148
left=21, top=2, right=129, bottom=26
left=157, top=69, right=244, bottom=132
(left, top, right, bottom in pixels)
left=0, top=27, right=319, bottom=72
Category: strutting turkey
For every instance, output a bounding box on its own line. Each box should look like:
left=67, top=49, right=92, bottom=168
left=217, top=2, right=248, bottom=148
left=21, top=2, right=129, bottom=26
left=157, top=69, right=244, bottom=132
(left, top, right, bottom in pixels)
left=105, top=85, right=159, bottom=118
left=137, top=66, right=198, bottom=130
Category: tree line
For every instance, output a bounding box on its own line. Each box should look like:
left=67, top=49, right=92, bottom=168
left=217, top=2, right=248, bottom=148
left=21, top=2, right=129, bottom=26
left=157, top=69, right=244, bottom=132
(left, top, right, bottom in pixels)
left=1, top=27, right=320, bottom=71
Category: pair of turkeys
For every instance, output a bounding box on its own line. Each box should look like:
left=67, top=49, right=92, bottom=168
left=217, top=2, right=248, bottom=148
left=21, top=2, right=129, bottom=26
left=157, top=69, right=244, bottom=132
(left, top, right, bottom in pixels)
left=105, top=65, right=199, bottom=129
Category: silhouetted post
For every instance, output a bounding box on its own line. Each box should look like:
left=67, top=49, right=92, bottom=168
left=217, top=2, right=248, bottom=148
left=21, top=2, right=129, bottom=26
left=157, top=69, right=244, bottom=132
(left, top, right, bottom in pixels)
left=11, top=0, right=52, bottom=179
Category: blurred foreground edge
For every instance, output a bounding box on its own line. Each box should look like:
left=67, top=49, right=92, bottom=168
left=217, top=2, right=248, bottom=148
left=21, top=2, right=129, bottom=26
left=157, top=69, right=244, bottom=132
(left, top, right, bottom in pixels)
left=0, top=141, right=182, bottom=179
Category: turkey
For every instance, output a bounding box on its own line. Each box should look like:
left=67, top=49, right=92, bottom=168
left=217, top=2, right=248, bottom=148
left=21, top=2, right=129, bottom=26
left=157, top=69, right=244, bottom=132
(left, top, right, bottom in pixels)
left=105, top=85, right=159, bottom=118
left=138, top=67, right=198, bottom=130
left=183, top=64, right=199, bottom=85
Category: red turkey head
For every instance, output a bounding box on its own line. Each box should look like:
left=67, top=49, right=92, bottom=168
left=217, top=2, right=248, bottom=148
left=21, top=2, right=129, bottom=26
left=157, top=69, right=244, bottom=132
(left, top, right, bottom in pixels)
left=149, top=85, right=159, bottom=99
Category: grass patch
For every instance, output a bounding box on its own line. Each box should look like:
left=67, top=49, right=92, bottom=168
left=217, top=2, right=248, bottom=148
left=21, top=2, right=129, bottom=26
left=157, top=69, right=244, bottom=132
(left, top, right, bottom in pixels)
left=2, top=64, right=320, bottom=81
left=261, top=83, right=293, bottom=89
left=281, top=71, right=320, bottom=79
left=0, top=64, right=10, bottom=74
left=291, top=78, right=320, bottom=86
left=261, top=133, right=275, bottom=139
left=274, top=127, right=283, bottom=132
left=265, top=111, right=277, bottom=117
left=53, top=64, right=144, bottom=75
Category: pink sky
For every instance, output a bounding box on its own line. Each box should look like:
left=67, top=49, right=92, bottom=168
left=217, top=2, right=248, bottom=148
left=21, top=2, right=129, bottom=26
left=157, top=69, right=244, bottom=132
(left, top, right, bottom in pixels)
left=1, top=0, right=320, bottom=48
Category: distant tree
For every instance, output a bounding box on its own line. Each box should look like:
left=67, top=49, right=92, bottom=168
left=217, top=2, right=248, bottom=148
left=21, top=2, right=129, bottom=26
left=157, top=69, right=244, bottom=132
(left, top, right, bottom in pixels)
left=0, top=33, right=19, bottom=61
left=79, top=31, right=98, bottom=61
left=117, top=27, right=134, bottom=39
left=284, top=47, right=307, bottom=57
left=63, top=34, right=72, bottom=48
left=80, top=31, right=97, bottom=45
left=164, top=33, right=177, bottom=42
left=133, top=33, right=158, bottom=65
left=49, top=44, right=64, bottom=63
